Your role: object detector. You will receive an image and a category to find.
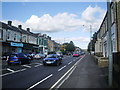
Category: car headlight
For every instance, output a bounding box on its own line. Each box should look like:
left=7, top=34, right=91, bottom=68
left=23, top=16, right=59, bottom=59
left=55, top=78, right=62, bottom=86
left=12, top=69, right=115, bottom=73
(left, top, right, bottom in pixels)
left=53, top=60, right=56, bottom=61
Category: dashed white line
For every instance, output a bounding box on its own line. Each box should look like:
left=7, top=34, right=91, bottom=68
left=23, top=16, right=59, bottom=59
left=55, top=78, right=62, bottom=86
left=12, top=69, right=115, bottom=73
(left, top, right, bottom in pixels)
left=27, top=74, right=53, bottom=90
left=35, top=64, right=43, bottom=67
left=0, top=69, right=6, bottom=71
left=49, top=55, right=86, bottom=89
left=58, top=65, right=66, bottom=72
left=7, top=68, right=15, bottom=72
left=73, top=59, right=75, bottom=61
left=68, top=61, right=72, bottom=65
left=34, top=63, right=41, bottom=65
left=22, top=65, right=31, bottom=68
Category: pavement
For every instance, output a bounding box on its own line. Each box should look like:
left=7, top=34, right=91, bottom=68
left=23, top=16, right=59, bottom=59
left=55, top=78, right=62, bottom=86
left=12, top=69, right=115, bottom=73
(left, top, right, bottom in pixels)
left=59, top=54, right=108, bottom=88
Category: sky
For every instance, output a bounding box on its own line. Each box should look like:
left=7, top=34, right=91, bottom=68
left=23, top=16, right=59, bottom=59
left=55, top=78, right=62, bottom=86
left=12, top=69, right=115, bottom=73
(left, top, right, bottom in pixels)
left=2, top=1, right=107, bottom=49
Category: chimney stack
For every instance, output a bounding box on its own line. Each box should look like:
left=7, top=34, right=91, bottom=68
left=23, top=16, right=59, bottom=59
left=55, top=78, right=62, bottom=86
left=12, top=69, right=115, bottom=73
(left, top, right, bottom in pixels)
left=8, top=21, right=12, bottom=26
left=18, top=25, right=22, bottom=29
left=27, top=28, right=30, bottom=32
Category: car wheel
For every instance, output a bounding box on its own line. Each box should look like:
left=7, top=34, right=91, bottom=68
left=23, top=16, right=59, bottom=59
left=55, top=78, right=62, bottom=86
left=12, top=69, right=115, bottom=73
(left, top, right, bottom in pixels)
left=27, top=60, right=30, bottom=64
left=56, top=62, right=59, bottom=66
left=7, top=62, right=11, bottom=65
left=43, top=63, right=47, bottom=66
left=19, top=61, right=22, bottom=65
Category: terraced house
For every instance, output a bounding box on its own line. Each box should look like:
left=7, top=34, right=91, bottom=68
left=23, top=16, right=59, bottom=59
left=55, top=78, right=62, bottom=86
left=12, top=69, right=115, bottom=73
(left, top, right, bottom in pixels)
left=0, top=21, right=60, bottom=56
left=93, top=0, right=120, bottom=87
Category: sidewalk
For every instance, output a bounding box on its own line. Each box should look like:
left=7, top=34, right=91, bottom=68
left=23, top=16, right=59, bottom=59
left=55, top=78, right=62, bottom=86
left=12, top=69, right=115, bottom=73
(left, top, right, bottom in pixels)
left=59, top=54, right=108, bottom=88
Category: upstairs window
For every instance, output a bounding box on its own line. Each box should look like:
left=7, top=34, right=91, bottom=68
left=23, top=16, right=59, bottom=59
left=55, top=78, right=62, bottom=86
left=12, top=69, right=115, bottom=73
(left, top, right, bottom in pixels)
left=14, top=33, right=16, bottom=41
left=111, top=4, right=114, bottom=24
left=7, top=31, right=10, bottom=39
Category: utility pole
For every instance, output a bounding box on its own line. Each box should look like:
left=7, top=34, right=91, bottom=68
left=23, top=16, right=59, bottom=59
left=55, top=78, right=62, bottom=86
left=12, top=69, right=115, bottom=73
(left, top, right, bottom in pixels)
left=82, top=25, right=92, bottom=54
left=90, top=25, right=92, bottom=54
left=107, top=0, right=113, bottom=87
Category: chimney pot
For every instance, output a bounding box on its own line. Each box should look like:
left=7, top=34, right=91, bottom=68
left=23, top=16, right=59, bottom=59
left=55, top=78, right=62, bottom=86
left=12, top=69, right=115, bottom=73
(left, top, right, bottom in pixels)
left=18, top=25, right=22, bottom=29
left=27, top=28, right=30, bottom=32
left=8, top=21, right=12, bottom=26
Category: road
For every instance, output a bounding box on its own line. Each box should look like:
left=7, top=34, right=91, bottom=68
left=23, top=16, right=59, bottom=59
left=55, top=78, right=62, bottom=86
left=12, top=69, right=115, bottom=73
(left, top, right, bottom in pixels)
left=1, top=55, right=85, bottom=89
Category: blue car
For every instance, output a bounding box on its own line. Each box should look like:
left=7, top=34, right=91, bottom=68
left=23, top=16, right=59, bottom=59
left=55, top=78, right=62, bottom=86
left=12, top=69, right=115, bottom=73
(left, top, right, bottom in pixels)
left=7, top=53, right=31, bottom=65
left=43, top=54, right=62, bottom=66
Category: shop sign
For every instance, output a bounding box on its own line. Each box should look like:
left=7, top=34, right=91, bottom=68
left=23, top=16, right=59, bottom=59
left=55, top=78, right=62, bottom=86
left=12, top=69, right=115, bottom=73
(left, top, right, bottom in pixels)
left=10, top=42, right=23, bottom=47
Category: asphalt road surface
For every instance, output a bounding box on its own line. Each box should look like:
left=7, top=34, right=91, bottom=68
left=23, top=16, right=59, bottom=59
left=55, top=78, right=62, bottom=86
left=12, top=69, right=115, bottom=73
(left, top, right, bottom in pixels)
left=1, top=55, right=84, bottom=89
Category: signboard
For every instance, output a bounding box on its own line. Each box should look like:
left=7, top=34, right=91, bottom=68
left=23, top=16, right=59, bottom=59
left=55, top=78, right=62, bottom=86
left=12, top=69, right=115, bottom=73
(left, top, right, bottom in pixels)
left=10, top=42, right=23, bottom=47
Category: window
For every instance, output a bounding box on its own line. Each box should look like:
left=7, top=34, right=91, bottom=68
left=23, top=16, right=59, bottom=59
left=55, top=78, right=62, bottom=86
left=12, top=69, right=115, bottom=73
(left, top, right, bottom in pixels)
left=22, top=35, right=27, bottom=42
left=111, top=4, right=114, bottom=24
left=14, top=33, right=16, bottom=41
left=7, top=31, right=10, bottom=39
left=0, top=30, right=2, bottom=39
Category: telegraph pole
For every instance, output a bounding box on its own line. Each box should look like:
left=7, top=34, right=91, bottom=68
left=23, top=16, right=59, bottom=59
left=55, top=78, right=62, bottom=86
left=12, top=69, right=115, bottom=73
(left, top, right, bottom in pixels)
left=90, top=25, right=92, bottom=54
left=107, top=0, right=113, bottom=86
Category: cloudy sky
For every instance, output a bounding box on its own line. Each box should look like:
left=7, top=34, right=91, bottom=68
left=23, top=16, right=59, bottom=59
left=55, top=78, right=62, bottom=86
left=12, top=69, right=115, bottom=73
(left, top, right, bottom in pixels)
left=2, top=1, right=107, bottom=49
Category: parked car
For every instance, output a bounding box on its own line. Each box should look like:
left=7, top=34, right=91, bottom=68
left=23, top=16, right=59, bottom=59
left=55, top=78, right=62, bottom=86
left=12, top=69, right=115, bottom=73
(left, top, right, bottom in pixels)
left=43, top=54, right=62, bottom=66
left=66, top=52, right=72, bottom=55
left=34, top=53, right=46, bottom=59
left=2, top=52, right=10, bottom=60
left=80, top=51, right=85, bottom=55
left=56, top=52, right=63, bottom=58
left=7, top=53, right=31, bottom=65
left=26, top=53, right=34, bottom=60
left=73, top=52, right=80, bottom=57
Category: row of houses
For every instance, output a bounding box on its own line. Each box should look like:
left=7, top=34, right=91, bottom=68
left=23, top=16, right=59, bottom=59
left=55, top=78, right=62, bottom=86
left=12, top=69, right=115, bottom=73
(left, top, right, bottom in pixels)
left=0, top=21, right=61, bottom=55
left=88, top=1, right=120, bottom=87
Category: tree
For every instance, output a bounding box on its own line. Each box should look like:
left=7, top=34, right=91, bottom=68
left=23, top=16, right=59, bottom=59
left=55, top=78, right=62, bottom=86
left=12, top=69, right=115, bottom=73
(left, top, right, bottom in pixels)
left=65, top=41, right=75, bottom=52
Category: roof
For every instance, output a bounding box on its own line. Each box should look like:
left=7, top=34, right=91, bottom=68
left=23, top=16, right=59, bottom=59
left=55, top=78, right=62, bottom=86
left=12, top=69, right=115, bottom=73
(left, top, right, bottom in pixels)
left=0, top=21, right=37, bottom=37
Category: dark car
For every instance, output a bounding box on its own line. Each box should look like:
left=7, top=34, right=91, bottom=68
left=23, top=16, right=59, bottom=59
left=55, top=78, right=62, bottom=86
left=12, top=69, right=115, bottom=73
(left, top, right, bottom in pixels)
left=56, top=52, right=63, bottom=58
left=43, top=54, right=62, bottom=66
left=80, top=51, right=85, bottom=55
left=2, top=52, right=10, bottom=60
left=26, top=53, right=34, bottom=60
left=7, top=53, right=31, bottom=65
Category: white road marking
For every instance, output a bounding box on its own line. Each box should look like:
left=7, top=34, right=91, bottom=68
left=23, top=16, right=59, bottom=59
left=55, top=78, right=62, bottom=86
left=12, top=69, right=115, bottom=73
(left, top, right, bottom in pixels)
left=34, top=63, right=41, bottom=65
left=49, top=55, right=86, bottom=89
left=7, top=68, right=15, bottom=72
left=27, top=74, right=53, bottom=90
left=68, top=61, right=72, bottom=65
left=35, top=64, right=43, bottom=67
left=0, top=68, right=27, bottom=77
left=73, top=59, right=76, bottom=61
left=58, top=65, right=66, bottom=72
left=56, top=66, right=76, bottom=88
left=22, top=65, right=31, bottom=68
left=0, top=69, right=6, bottom=71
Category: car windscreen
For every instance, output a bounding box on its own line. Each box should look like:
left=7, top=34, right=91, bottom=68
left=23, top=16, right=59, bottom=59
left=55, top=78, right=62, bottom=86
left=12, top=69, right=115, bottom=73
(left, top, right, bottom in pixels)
left=18, top=53, right=27, bottom=58
left=73, top=53, right=79, bottom=54
left=47, top=55, right=57, bottom=58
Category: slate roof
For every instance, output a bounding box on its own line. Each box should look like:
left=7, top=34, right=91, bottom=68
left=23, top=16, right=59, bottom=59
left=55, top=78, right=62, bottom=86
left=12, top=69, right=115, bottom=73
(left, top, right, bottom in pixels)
left=0, top=21, right=38, bottom=37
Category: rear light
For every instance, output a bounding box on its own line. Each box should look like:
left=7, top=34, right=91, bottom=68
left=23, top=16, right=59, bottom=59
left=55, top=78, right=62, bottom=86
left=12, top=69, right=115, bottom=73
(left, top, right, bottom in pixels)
left=16, top=58, right=19, bottom=59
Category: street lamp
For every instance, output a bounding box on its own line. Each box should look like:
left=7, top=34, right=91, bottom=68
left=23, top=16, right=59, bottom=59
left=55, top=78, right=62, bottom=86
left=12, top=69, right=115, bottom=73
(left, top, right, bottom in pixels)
left=90, top=25, right=92, bottom=54
left=107, top=0, right=113, bottom=86
left=83, top=25, right=92, bottom=54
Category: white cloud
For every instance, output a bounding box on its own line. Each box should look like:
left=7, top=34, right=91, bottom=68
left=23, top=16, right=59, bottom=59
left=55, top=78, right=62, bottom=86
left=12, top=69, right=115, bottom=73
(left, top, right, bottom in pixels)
left=81, top=5, right=106, bottom=32
left=53, top=37, right=90, bottom=44
left=3, top=5, right=106, bottom=33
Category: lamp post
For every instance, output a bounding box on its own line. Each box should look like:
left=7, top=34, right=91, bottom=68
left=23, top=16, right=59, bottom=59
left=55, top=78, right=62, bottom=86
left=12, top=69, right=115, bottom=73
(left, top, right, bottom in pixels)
left=90, top=25, right=92, bottom=54
left=107, top=0, right=113, bottom=86
left=83, top=25, right=92, bottom=54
